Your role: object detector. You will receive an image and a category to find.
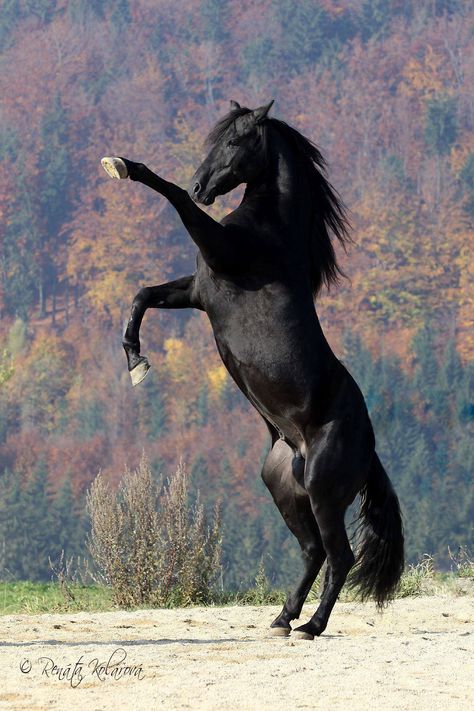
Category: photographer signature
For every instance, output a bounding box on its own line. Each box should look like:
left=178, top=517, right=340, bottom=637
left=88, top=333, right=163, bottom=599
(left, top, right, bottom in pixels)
left=20, top=647, right=145, bottom=687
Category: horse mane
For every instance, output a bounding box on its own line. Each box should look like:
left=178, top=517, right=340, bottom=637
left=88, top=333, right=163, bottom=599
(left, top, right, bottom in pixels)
left=207, top=107, right=352, bottom=296
left=269, top=119, right=352, bottom=296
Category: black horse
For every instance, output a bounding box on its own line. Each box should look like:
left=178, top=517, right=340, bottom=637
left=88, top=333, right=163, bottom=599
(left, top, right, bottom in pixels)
left=101, top=100, right=404, bottom=639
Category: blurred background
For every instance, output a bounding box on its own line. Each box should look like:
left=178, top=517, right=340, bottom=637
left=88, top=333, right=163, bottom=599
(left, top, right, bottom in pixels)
left=0, top=0, right=472, bottom=589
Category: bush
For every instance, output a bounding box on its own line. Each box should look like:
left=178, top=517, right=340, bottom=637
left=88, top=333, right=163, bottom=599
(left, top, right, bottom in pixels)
left=449, top=546, right=474, bottom=579
left=235, top=560, right=286, bottom=605
left=86, top=456, right=222, bottom=607
left=397, top=554, right=435, bottom=597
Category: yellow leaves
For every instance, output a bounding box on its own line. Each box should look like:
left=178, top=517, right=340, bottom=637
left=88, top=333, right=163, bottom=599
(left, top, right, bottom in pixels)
left=207, top=365, right=227, bottom=399
left=456, top=241, right=474, bottom=360
left=9, top=331, right=74, bottom=433
left=340, top=174, right=460, bottom=329
left=400, top=46, right=452, bottom=100
left=164, top=338, right=188, bottom=383
left=164, top=334, right=228, bottom=399
left=66, top=180, right=175, bottom=324
left=336, top=162, right=474, bottom=359
left=164, top=325, right=228, bottom=408
left=168, top=113, right=205, bottom=186
left=0, top=350, right=14, bottom=387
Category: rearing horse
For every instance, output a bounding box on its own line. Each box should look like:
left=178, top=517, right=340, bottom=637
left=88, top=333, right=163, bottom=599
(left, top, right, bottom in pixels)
left=101, top=100, right=404, bottom=639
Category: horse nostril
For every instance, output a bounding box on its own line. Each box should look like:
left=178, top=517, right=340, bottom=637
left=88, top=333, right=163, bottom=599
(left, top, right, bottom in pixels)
left=193, top=181, right=201, bottom=196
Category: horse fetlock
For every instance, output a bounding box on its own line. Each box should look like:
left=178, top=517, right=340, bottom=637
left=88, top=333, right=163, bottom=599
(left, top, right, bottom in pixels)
left=270, top=603, right=296, bottom=635
left=122, top=339, right=140, bottom=362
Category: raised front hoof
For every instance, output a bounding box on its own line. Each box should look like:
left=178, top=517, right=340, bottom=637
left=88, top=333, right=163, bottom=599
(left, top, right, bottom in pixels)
left=129, top=357, right=150, bottom=387
left=268, top=625, right=291, bottom=638
left=101, top=156, right=128, bottom=179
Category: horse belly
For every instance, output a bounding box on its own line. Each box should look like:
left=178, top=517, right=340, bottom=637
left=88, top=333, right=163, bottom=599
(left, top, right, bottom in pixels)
left=214, top=331, right=315, bottom=448
left=204, top=284, right=332, bottom=446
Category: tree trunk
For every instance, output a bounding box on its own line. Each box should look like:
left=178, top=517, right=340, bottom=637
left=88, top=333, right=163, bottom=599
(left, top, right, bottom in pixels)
left=65, top=279, right=69, bottom=324
left=38, top=280, right=45, bottom=319
left=52, top=280, right=56, bottom=326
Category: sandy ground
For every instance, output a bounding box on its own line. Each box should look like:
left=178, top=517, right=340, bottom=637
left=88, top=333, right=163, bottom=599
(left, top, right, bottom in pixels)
left=0, top=596, right=472, bottom=711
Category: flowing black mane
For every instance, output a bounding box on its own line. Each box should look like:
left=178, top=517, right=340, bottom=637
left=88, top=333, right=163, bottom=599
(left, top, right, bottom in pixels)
left=207, top=107, right=352, bottom=296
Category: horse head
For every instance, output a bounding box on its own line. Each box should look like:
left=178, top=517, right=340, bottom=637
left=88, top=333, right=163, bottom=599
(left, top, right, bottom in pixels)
left=189, top=100, right=274, bottom=205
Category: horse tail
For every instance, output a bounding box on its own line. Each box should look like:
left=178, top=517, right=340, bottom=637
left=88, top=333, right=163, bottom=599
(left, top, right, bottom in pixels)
left=348, top=452, right=404, bottom=607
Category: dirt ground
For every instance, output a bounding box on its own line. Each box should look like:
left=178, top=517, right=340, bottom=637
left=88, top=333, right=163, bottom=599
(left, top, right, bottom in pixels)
left=0, top=596, right=472, bottom=710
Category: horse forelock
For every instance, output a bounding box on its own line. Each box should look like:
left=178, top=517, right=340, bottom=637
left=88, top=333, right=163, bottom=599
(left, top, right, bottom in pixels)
left=205, top=106, right=252, bottom=147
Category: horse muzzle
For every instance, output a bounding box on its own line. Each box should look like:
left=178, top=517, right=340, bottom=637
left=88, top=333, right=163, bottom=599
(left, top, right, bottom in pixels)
left=188, top=180, right=216, bottom=205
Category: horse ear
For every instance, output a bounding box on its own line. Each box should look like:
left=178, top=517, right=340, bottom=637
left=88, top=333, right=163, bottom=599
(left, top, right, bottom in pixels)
left=230, top=100, right=241, bottom=110
left=251, top=100, right=274, bottom=124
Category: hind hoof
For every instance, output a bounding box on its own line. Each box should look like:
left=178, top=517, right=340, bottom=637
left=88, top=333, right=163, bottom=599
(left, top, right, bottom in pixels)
left=130, top=357, right=150, bottom=386
left=293, top=621, right=321, bottom=640
left=292, top=629, right=314, bottom=641
left=268, top=625, right=291, bottom=638
left=101, top=156, right=128, bottom=179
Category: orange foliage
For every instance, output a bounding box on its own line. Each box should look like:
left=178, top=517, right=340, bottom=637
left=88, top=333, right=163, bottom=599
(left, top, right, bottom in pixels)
left=0, top=0, right=473, bottom=515
left=65, top=180, right=177, bottom=324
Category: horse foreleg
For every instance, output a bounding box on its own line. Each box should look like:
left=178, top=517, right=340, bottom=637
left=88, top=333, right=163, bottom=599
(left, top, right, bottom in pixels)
left=101, top=156, right=252, bottom=272
left=122, top=275, right=200, bottom=386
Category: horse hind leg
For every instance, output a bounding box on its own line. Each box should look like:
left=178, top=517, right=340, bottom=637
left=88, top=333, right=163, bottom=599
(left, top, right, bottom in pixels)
left=261, top=438, right=326, bottom=636
left=292, top=446, right=359, bottom=640
left=293, top=504, right=354, bottom=640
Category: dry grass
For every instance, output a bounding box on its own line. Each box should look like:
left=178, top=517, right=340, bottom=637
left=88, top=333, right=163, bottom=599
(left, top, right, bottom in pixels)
left=86, top=456, right=222, bottom=607
left=448, top=546, right=474, bottom=579
left=304, top=553, right=474, bottom=606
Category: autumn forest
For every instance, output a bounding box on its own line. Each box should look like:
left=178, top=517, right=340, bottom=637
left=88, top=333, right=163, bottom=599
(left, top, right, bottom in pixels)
left=0, top=0, right=473, bottom=587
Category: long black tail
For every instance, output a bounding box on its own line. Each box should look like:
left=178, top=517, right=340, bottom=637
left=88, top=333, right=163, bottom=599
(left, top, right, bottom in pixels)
left=349, top=452, right=404, bottom=607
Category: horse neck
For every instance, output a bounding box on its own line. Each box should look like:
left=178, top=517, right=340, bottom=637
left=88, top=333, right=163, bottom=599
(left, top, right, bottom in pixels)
left=243, top=127, right=314, bottom=234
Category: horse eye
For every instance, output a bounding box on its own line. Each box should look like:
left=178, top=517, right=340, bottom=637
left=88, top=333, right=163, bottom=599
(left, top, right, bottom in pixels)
left=227, top=138, right=240, bottom=147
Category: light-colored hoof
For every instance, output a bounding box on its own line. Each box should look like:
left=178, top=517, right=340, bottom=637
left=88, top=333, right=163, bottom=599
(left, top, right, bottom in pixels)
left=292, top=630, right=314, bottom=641
left=268, top=626, right=291, bottom=638
left=130, top=358, right=150, bottom=387
left=101, top=156, right=128, bottom=179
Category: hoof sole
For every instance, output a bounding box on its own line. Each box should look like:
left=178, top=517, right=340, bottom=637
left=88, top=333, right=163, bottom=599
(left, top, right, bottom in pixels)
left=292, top=630, right=314, bottom=641
left=130, top=358, right=150, bottom=387
left=268, top=626, right=291, bottom=638
left=101, top=156, right=128, bottom=179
